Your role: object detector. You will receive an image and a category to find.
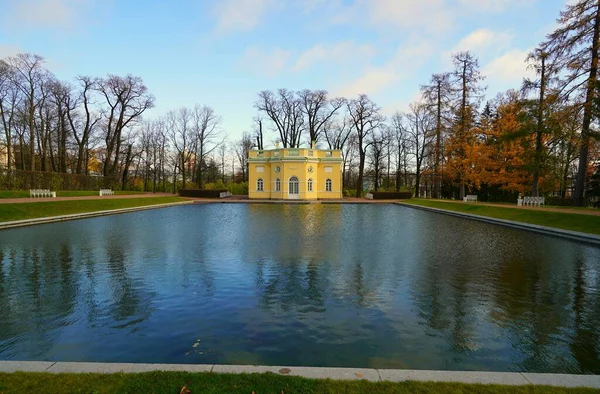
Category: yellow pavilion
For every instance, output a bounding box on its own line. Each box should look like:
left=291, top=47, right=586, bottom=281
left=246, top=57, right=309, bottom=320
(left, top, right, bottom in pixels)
left=248, top=143, right=343, bottom=200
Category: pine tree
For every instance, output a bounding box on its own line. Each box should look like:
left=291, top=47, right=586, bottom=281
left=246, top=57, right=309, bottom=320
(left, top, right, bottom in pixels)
left=540, top=0, right=600, bottom=205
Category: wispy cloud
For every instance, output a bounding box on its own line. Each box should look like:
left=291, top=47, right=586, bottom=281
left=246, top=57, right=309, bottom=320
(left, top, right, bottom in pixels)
left=484, top=49, right=533, bottom=84
left=1, top=0, right=102, bottom=31
left=292, top=41, right=376, bottom=72
left=213, top=0, right=275, bottom=35
left=238, top=46, right=291, bottom=78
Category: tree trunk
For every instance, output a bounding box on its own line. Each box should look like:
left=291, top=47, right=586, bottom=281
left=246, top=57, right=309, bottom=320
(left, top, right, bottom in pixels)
left=532, top=54, right=546, bottom=197
left=356, top=150, right=365, bottom=198
left=434, top=81, right=442, bottom=199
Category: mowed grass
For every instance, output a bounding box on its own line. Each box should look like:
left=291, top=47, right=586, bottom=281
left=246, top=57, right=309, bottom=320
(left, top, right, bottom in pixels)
left=0, top=197, right=184, bottom=222
left=0, top=371, right=596, bottom=394
left=401, top=199, right=600, bottom=235
left=0, top=190, right=145, bottom=198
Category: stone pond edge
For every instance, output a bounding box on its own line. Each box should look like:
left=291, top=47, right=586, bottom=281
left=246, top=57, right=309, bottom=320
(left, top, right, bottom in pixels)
left=0, top=201, right=194, bottom=230
left=395, top=202, right=600, bottom=246
left=0, top=361, right=599, bottom=388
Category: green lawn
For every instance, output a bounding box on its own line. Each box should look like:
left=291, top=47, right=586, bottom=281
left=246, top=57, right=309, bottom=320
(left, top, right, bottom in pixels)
left=401, top=199, right=600, bottom=235
left=0, top=190, right=146, bottom=198
left=0, top=197, right=185, bottom=222
left=0, top=371, right=595, bottom=394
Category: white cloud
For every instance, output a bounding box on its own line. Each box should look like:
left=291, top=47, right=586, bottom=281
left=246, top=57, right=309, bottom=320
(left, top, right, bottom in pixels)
left=2, top=0, right=99, bottom=30
left=0, top=45, right=22, bottom=59
left=292, top=41, right=376, bottom=72
left=238, top=46, right=291, bottom=78
left=332, top=36, right=434, bottom=97
left=484, top=49, right=534, bottom=84
left=213, top=0, right=275, bottom=35
left=452, top=28, right=514, bottom=54
left=457, top=0, right=536, bottom=13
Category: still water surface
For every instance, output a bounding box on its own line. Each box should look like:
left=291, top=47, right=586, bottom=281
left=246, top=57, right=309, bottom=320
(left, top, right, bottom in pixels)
left=0, top=204, right=599, bottom=373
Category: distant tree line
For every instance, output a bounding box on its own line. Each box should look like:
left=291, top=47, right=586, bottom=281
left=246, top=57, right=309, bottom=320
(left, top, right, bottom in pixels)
left=1, top=0, right=599, bottom=203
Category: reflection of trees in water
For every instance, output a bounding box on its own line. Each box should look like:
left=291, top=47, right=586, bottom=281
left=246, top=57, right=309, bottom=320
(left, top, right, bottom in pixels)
left=0, top=243, right=77, bottom=358
left=105, top=240, right=155, bottom=324
left=255, top=258, right=327, bottom=313
left=570, top=254, right=600, bottom=373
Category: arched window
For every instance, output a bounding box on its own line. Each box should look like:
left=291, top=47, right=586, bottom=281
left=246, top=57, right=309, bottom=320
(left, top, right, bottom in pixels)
left=275, top=178, right=281, bottom=192
left=325, top=178, right=332, bottom=192
left=289, top=176, right=299, bottom=195
left=257, top=178, right=264, bottom=191
left=307, top=178, right=313, bottom=192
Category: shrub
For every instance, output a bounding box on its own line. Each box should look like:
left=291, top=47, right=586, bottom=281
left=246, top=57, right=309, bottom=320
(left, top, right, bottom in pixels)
left=343, top=189, right=357, bottom=197
left=372, top=191, right=412, bottom=200
left=178, top=189, right=228, bottom=198
left=227, top=182, right=248, bottom=195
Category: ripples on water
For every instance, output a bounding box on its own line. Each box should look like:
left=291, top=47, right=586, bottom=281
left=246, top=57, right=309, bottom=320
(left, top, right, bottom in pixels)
left=0, top=204, right=599, bottom=373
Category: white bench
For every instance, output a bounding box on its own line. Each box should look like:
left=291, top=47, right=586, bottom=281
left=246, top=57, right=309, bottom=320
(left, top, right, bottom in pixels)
left=463, top=194, right=477, bottom=202
left=365, top=193, right=373, bottom=200
left=519, top=196, right=544, bottom=207
left=219, top=191, right=231, bottom=198
left=30, top=189, right=56, bottom=198
left=99, top=189, right=114, bottom=196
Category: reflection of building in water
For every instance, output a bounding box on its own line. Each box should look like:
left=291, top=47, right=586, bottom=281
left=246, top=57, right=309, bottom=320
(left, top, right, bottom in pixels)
left=248, top=142, right=342, bottom=200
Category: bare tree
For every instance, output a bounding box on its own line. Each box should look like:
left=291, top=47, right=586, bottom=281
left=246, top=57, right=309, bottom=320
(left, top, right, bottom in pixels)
left=166, top=108, right=193, bottom=189
left=347, top=94, right=383, bottom=197
left=218, top=143, right=228, bottom=183
left=191, top=104, right=222, bottom=188
left=255, top=89, right=304, bottom=148
left=391, top=112, right=410, bottom=191
left=6, top=53, right=46, bottom=172
left=0, top=60, right=20, bottom=170
left=67, top=76, right=101, bottom=174
left=233, top=132, right=253, bottom=182
left=405, top=102, right=435, bottom=197
left=369, top=126, right=390, bottom=192
left=298, top=89, right=345, bottom=144
left=252, top=115, right=264, bottom=150
left=97, top=74, right=154, bottom=177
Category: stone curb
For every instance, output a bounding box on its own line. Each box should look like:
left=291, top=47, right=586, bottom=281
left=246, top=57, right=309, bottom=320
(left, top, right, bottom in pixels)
left=0, top=201, right=193, bottom=231
left=395, top=202, right=600, bottom=246
left=0, top=361, right=598, bottom=388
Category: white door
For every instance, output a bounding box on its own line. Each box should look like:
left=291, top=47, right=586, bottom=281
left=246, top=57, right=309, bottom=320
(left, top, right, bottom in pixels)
left=288, top=176, right=299, bottom=199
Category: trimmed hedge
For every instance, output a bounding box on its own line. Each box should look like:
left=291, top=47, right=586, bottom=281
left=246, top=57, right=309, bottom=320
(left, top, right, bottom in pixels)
left=372, top=191, right=412, bottom=200
left=545, top=197, right=575, bottom=206
left=178, top=189, right=228, bottom=198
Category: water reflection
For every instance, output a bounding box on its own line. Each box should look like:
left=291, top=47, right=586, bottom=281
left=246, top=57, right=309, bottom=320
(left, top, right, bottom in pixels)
left=0, top=204, right=599, bottom=372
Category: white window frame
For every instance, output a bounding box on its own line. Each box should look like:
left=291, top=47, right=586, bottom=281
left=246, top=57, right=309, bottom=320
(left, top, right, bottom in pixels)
left=275, top=178, right=281, bottom=192
left=257, top=178, right=264, bottom=191
left=325, top=178, right=332, bottom=192
left=307, top=178, right=313, bottom=192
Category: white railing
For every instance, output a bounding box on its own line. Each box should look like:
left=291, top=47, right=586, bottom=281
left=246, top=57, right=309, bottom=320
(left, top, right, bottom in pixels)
left=99, top=189, right=114, bottom=196
left=30, top=189, right=56, bottom=198
left=519, top=196, right=545, bottom=207
left=463, top=195, right=478, bottom=202
left=219, top=191, right=232, bottom=198
left=365, top=193, right=373, bottom=200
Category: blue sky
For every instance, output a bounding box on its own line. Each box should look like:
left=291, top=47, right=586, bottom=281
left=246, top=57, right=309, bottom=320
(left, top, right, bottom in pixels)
left=0, top=0, right=568, bottom=145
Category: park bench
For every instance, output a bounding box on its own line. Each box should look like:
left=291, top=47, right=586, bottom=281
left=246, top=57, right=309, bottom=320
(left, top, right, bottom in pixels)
left=518, top=196, right=545, bottom=207
left=30, top=189, right=56, bottom=198
left=365, top=193, right=373, bottom=200
left=99, top=189, right=114, bottom=196
left=219, top=191, right=232, bottom=198
left=463, top=194, right=478, bottom=202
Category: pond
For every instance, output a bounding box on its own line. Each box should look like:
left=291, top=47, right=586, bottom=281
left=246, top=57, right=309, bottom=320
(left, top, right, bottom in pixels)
left=0, top=204, right=599, bottom=373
